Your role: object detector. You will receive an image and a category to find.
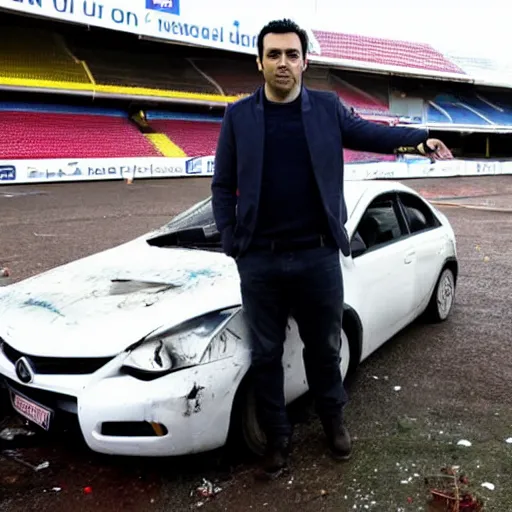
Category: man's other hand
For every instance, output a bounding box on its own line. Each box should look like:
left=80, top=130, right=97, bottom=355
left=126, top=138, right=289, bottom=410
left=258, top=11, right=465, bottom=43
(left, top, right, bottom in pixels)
left=418, top=139, right=453, bottom=160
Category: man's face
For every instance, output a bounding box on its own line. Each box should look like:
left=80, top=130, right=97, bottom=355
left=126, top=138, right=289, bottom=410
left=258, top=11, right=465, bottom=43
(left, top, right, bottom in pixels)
left=257, top=32, right=306, bottom=96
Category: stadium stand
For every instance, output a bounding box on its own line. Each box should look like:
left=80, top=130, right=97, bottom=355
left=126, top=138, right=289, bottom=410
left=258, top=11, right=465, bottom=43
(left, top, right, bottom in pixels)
left=190, top=57, right=260, bottom=95
left=0, top=26, right=91, bottom=85
left=2, top=11, right=512, bottom=165
left=0, top=103, right=160, bottom=159
left=146, top=113, right=222, bottom=157
left=67, top=35, right=218, bottom=95
left=426, top=92, right=512, bottom=126
left=144, top=111, right=397, bottom=162
left=332, top=75, right=389, bottom=113
left=473, top=91, right=512, bottom=120
left=457, top=92, right=512, bottom=125
left=312, top=31, right=467, bottom=76
left=189, top=58, right=395, bottom=118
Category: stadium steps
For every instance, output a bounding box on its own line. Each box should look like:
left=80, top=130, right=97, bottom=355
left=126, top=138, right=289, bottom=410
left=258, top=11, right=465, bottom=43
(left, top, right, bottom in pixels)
left=144, top=133, right=187, bottom=157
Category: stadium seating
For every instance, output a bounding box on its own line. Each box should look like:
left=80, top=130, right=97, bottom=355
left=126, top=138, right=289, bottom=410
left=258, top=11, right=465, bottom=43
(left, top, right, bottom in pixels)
left=335, top=81, right=389, bottom=114
left=191, top=58, right=261, bottom=95
left=68, top=40, right=217, bottom=95
left=146, top=113, right=222, bottom=157
left=455, top=93, right=512, bottom=126
left=426, top=93, right=512, bottom=126
left=145, top=112, right=396, bottom=162
left=0, top=27, right=91, bottom=85
left=0, top=104, right=160, bottom=159
left=312, top=31, right=466, bottom=76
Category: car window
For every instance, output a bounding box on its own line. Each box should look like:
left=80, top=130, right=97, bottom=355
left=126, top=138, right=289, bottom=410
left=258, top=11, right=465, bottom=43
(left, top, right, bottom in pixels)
left=398, top=192, right=441, bottom=234
left=352, top=195, right=407, bottom=256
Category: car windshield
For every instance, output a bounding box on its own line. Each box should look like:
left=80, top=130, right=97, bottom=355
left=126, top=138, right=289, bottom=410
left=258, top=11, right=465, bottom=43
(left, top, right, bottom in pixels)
left=146, top=197, right=221, bottom=250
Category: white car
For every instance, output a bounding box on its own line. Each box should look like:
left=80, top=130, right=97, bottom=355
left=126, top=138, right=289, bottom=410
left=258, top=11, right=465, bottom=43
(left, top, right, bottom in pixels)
left=0, top=180, right=457, bottom=457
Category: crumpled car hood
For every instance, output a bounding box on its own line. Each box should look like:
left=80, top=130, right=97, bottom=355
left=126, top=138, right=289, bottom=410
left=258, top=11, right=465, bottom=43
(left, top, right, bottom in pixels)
left=0, top=238, right=241, bottom=358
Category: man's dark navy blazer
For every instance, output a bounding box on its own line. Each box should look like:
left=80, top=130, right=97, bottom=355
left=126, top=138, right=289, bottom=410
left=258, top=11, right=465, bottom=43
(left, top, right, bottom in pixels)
left=211, top=86, right=429, bottom=258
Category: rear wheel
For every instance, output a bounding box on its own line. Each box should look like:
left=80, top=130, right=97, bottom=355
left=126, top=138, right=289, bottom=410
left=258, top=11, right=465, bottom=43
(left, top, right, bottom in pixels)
left=424, top=267, right=456, bottom=322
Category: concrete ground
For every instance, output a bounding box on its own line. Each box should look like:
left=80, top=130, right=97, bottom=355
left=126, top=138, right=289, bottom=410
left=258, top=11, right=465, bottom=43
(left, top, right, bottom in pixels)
left=0, top=175, right=511, bottom=512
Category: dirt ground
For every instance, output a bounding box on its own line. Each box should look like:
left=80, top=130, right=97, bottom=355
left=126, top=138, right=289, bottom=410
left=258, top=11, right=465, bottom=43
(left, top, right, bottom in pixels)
left=1, top=175, right=511, bottom=512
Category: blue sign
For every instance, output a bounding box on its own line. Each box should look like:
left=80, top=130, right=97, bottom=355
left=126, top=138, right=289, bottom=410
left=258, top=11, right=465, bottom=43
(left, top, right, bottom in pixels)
left=0, top=165, right=16, bottom=181
left=146, top=0, right=180, bottom=15
left=185, top=157, right=214, bottom=175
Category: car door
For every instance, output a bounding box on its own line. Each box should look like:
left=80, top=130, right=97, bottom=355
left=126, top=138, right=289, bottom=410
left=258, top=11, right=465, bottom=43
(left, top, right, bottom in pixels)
left=346, top=193, right=417, bottom=356
left=396, top=192, right=446, bottom=313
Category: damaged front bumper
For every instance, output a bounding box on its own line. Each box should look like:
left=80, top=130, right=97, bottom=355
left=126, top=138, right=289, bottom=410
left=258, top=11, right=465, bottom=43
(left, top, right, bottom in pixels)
left=78, top=355, right=248, bottom=456
left=0, top=344, right=250, bottom=457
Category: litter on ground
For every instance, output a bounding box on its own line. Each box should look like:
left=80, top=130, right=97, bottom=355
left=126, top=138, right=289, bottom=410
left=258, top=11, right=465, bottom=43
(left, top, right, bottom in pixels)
left=425, top=466, right=483, bottom=511
left=0, top=427, right=35, bottom=441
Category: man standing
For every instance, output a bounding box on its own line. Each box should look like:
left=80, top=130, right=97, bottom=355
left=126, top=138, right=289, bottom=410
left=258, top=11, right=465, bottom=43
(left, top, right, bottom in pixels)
left=211, top=19, right=452, bottom=479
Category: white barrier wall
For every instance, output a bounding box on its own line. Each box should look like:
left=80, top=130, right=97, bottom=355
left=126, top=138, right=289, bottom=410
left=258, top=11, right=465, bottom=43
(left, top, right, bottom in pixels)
left=0, top=156, right=511, bottom=185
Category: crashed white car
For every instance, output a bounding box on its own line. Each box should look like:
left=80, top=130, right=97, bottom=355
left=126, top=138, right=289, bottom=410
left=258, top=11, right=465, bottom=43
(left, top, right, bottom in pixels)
left=0, top=180, right=457, bottom=457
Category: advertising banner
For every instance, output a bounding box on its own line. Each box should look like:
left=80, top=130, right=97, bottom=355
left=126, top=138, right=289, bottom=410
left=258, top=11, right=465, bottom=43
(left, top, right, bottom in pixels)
left=1, top=156, right=511, bottom=185
left=0, top=0, right=322, bottom=56
left=0, top=156, right=215, bottom=184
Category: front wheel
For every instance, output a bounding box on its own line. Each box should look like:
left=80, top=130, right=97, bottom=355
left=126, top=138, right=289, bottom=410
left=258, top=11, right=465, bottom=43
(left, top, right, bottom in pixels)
left=234, top=329, right=352, bottom=457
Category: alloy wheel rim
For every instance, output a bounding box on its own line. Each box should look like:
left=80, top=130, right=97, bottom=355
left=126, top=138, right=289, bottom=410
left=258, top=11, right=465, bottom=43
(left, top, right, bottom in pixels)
left=437, top=270, right=454, bottom=319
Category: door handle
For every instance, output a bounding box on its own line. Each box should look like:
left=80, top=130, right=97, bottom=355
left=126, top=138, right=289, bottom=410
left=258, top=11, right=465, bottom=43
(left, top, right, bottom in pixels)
left=404, top=251, right=416, bottom=264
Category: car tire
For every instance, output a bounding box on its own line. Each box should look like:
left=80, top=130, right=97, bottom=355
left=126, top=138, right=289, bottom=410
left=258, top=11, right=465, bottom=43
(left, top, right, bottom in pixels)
left=240, top=381, right=266, bottom=457
left=231, top=329, right=352, bottom=458
left=424, top=267, right=456, bottom=322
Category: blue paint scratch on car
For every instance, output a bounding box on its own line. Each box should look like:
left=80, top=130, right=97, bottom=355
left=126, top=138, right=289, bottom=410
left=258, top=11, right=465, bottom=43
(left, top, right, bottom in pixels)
left=23, top=298, right=64, bottom=317
left=187, top=269, right=218, bottom=280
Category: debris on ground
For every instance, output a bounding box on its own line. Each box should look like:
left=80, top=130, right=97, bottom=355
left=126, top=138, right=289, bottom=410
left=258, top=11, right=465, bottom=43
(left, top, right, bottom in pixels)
left=481, top=482, right=495, bottom=491
left=457, top=439, right=472, bottom=447
left=1, top=449, right=50, bottom=471
left=0, top=267, right=9, bottom=277
left=505, top=437, right=512, bottom=444
left=425, top=466, right=484, bottom=511
left=0, top=427, right=36, bottom=442
left=192, top=478, right=223, bottom=506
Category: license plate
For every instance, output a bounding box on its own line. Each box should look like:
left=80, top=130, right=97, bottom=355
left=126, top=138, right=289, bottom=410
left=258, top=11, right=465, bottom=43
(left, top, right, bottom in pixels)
left=10, top=390, right=53, bottom=431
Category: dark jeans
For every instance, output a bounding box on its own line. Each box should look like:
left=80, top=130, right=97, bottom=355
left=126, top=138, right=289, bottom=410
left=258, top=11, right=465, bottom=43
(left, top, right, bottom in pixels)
left=236, top=244, right=349, bottom=442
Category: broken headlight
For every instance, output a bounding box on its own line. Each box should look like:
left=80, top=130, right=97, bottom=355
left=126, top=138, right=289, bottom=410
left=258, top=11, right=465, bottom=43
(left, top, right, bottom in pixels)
left=121, top=307, right=240, bottom=381
left=122, top=339, right=173, bottom=379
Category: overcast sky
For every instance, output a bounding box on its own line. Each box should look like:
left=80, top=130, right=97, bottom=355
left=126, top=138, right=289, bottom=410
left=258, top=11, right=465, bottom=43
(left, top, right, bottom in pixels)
left=208, top=0, right=506, bottom=62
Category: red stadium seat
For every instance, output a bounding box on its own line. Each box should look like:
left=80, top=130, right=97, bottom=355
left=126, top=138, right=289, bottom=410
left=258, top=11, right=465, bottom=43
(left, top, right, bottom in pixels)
left=0, top=111, right=160, bottom=159
left=312, top=31, right=465, bottom=75
left=149, top=119, right=221, bottom=157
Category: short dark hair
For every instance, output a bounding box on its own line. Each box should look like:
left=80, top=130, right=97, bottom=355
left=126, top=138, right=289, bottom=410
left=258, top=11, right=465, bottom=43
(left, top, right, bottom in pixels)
left=257, top=19, right=309, bottom=61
